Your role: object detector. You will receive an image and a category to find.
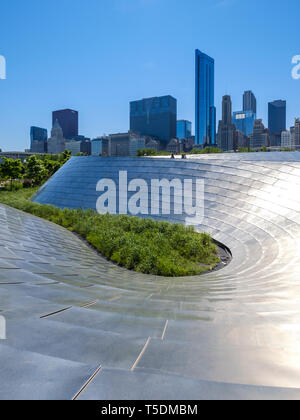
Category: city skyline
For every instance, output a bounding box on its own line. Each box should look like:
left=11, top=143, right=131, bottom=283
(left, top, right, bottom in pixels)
left=27, top=87, right=289, bottom=153
left=0, top=0, right=299, bottom=151
left=4, top=62, right=297, bottom=153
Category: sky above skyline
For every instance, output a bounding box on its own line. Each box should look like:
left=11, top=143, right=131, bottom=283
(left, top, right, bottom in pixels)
left=0, top=0, right=299, bottom=151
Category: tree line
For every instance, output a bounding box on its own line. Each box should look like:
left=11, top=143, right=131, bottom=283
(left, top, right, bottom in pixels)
left=0, top=150, right=72, bottom=190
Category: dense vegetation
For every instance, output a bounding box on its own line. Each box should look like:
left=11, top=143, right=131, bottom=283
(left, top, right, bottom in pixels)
left=136, top=147, right=224, bottom=156
left=0, top=150, right=71, bottom=190
left=0, top=188, right=219, bottom=277
left=136, top=148, right=170, bottom=156
left=189, top=146, right=222, bottom=154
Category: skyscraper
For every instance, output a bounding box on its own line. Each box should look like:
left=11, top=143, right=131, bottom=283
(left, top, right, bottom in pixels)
left=222, top=95, right=232, bottom=125
left=30, top=126, right=48, bottom=153
left=243, top=91, right=257, bottom=114
left=232, top=110, right=256, bottom=136
left=130, top=96, right=177, bottom=145
left=290, top=126, right=296, bottom=147
left=91, top=138, right=105, bottom=156
left=52, top=109, right=78, bottom=140
left=176, top=120, right=192, bottom=139
left=232, top=91, right=256, bottom=138
left=249, top=119, right=269, bottom=149
left=268, top=100, right=286, bottom=146
left=281, top=131, right=292, bottom=148
left=47, top=120, right=66, bottom=154
left=217, top=95, right=236, bottom=151
left=294, top=118, right=300, bottom=147
left=195, top=49, right=216, bottom=146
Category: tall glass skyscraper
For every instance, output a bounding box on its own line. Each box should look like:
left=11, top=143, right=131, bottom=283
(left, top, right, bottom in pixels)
left=268, top=100, right=286, bottom=134
left=30, top=126, right=48, bottom=153
left=177, top=120, right=192, bottom=139
left=195, top=50, right=216, bottom=146
left=233, top=110, right=256, bottom=136
left=130, top=96, right=177, bottom=144
left=268, top=100, right=286, bottom=146
left=243, top=91, right=257, bottom=114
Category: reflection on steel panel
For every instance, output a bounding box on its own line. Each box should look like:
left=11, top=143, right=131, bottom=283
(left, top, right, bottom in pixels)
left=1, top=152, right=300, bottom=399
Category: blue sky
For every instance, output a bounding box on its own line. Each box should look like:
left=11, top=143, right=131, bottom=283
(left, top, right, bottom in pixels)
left=0, top=0, right=299, bottom=151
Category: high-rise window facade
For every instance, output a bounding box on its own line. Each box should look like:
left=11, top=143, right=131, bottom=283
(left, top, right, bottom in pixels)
left=30, top=126, right=48, bottom=153
left=295, top=118, right=300, bottom=146
left=195, top=50, right=216, bottom=146
left=268, top=100, right=286, bottom=146
left=268, top=100, right=286, bottom=135
left=222, top=95, right=232, bottom=125
left=91, top=138, right=104, bottom=156
left=130, top=96, right=177, bottom=144
left=177, top=120, right=192, bottom=139
left=52, top=109, right=79, bottom=140
left=249, top=119, right=269, bottom=149
left=243, top=91, right=257, bottom=114
left=47, top=120, right=66, bottom=154
left=281, top=131, right=292, bottom=148
left=217, top=95, right=236, bottom=151
left=232, top=111, right=256, bottom=136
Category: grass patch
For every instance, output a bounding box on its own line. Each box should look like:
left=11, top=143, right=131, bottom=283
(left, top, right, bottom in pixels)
left=0, top=188, right=220, bottom=277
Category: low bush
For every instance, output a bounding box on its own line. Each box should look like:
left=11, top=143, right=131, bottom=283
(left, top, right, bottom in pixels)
left=0, top=189, right=220, bottom=277
left=22, top=180, right=33, bottom=189
left=189, top=147, right=222, bottom=155
left=0, top=180, right=23, bottom=191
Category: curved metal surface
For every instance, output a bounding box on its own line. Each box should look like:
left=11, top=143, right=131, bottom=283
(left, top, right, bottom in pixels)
left=1, top=152, right=300, bottom=399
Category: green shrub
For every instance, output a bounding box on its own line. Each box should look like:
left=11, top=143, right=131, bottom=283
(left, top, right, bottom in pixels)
left=0, top=188, right=220, bottom=277
left=189, top=146, right=222, bottom=155
left=23, top=180, right=32, bottom=188
left=1, top=181, right=23, bottom=191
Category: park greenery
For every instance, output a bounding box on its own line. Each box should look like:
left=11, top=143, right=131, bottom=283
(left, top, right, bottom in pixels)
left=0, top=150, right=71, bottom=190
left=136, top=148, right=170, bottom=156
left=2, top=145, right=296, bottom=275
left=189, top=146, right=222, bottom=154
left=137, top=146, right=299, bottom=156
left=0, top=188, right=220, bottom=277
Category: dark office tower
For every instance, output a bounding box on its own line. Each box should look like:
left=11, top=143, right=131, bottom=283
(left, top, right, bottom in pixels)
left=30, top=126, right=48, bottom=153
left=52, top=109, right=78, bottom=140
left=268, top=100, right=286, bottom=146
left=217, top=95, right=236, bottom=151
left=222, top=95, right=232, bottom=125
left=195, top=49, right=216, bottom=146
left=243, top=91, right=257, bottom=114
left=130, top=96, right=177, bottom=145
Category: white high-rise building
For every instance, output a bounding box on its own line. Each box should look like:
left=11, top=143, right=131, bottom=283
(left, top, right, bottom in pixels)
left=281, top=130, right=292, bottom=148
left=91, top=138, right=105, bottom=156
left=47, top=120, right=66, bottom=154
